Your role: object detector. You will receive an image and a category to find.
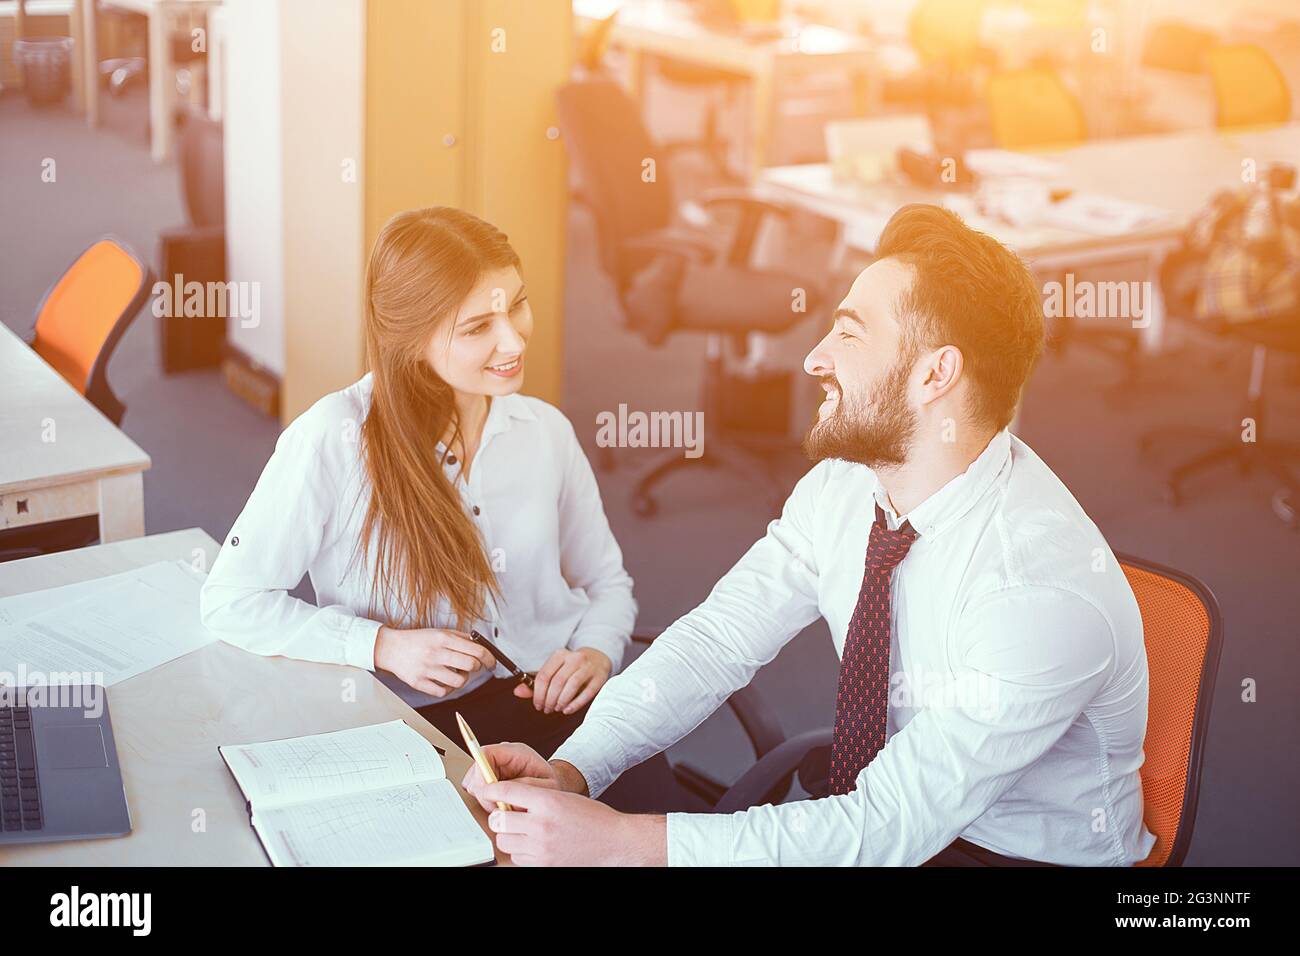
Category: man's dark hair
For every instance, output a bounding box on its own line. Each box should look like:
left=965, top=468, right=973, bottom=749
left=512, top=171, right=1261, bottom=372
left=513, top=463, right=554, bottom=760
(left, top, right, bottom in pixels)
left=876, top=204, right=1044, bottom=430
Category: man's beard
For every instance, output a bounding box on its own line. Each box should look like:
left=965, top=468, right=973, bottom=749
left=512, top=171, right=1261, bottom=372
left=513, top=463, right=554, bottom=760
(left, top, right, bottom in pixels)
left=802, top=357, right=917, bottom=469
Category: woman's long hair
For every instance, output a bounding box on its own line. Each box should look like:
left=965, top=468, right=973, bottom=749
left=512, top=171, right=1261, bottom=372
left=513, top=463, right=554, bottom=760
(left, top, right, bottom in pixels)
left=359, top=207, right=520, bottom=630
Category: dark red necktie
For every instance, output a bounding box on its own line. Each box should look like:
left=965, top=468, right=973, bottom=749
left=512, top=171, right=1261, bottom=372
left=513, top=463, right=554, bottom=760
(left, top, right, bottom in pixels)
left=828, top=502, right=918, bottom=796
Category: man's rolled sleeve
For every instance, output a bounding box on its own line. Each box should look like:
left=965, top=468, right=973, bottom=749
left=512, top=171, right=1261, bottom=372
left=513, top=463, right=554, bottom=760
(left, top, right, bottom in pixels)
left=551, top=720, right=632, bottom=799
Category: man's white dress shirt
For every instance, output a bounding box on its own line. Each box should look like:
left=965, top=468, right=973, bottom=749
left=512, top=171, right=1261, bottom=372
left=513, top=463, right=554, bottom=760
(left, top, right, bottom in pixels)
left=200, top=373, right=636, bottom=709
left=553, top=430, right=1157, bottom=866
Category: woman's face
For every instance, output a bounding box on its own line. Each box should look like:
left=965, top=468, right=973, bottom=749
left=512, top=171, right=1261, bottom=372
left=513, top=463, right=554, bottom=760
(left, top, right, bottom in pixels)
left=425, top=265, right=532, bottom=398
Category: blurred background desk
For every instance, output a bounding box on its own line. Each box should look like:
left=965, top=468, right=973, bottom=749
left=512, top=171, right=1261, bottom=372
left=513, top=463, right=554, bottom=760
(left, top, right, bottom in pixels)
left=71, top=0, right=220, bottom=162
left=0, top=529, right=504, bottom=866
left=759, top=123, right=1300, bottom=352
left=0, top=322, right=149, bottom=546
left=574, top=0, right=879, bottom=173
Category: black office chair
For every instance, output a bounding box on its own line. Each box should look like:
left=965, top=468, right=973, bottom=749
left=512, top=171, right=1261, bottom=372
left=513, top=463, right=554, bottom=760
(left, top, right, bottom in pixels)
left=630, top=631, right=830, bottom=811
left=158, top=109, right=226, bottom=372
left=556, top=76, right=833, bottom=516
left=1139, top=311, right=1300, bottom=528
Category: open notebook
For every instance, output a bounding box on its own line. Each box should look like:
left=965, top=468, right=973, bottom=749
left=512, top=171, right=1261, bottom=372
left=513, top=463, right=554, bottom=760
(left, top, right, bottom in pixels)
left=219, top=719, right=494, bottom=867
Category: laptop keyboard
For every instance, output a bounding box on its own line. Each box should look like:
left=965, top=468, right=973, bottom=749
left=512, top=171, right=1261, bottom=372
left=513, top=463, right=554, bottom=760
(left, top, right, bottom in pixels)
left=0, top=704, right=43, bottom=832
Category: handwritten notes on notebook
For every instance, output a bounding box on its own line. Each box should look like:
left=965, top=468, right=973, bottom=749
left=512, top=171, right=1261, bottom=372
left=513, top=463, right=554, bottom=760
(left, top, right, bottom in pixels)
left=220, top=720, right=494, bottom=867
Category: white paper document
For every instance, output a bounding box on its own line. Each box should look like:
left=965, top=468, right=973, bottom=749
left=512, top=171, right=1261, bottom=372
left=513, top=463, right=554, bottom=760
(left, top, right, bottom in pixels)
left=0, top=560, right=213, bottom=685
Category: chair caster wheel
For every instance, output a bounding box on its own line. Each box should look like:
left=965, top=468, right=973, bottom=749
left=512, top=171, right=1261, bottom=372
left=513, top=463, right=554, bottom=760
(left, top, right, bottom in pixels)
left=1162, top=484, right=1181, bottom=507
left=631, top=493, right=658, bottom=518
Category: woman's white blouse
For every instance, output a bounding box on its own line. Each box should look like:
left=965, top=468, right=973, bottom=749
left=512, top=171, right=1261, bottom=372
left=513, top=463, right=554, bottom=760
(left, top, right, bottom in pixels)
left=199, top=373, right=636, bottom=709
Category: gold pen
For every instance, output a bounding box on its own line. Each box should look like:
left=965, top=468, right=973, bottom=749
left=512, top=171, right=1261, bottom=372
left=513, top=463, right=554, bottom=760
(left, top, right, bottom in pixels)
left=455, top=711, right=513, bottom=812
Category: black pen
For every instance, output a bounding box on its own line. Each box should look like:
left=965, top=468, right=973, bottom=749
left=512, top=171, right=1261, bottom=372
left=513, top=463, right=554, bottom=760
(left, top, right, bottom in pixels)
left=469, top=629, right=535, bottom=689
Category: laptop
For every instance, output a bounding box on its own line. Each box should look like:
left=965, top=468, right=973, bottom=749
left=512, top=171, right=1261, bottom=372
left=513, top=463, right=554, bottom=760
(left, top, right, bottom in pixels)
left=0, top=684, right=131, bottom=844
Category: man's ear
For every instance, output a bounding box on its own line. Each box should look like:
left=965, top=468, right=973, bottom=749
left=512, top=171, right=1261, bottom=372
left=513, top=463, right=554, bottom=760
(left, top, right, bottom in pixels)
left=918, top=345, right=963, bottom=407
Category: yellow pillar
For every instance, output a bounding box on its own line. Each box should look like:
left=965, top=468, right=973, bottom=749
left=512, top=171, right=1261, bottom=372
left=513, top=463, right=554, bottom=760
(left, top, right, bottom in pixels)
left=365, top=0, right=572, bottom=407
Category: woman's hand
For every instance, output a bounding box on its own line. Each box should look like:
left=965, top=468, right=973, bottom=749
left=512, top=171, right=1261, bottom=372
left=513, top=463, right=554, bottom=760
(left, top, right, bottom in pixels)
left=373, top=625, right=497, bottom=697
left=517, top=647, right=611, bottom=715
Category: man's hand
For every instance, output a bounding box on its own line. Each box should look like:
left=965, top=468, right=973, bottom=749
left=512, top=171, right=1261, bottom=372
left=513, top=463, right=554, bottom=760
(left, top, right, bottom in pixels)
left=374, top=626, right=496, bottom=697
left=478, top=780, right=667, bottom=866
left=462, top=742, right=559, bottom=807
left=462, top=742, right=591, bottom=806
left=516, top=647, right=611, bottom=714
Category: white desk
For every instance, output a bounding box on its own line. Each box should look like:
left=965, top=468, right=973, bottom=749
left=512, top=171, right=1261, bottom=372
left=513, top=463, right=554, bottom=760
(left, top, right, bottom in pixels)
left=574, top=0, right=877, bottom=174
left=0, top=322, right=150, bottom=543
left=0, top=529, right=505, bottom=866
left=71, top=0, right=220, bottom=163
left=758, top=123, right=1300, bottom=352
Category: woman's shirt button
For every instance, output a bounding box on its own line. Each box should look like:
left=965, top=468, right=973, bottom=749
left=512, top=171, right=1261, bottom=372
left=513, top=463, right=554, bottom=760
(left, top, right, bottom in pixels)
left=472, top=505, right=481, bottom=516
left=446, top=453, right=457, bottom=465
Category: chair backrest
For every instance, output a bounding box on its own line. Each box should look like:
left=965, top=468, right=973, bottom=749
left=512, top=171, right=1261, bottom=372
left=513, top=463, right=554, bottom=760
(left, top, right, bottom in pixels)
left=556, top=78, right=673, bottom=282
left=179, top=111, right=225, bottom=228
left=1118, top=554, right=1222, bottom=867
left=31, top=237, right=152, bottom=425
left=909, top=0, right=985, bottom=68
left=1141, top=20, right=1218, bottom=73
left=1207, top=44, right=1291, bottom=128
left=986, top=68, right=1087, bottom=150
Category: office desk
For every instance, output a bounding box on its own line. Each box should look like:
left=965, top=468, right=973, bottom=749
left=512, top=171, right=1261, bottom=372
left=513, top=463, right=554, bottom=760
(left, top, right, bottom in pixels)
left=574, top=0, right=876, bottom=173
left=0, top=528, right=505, bottom=865
left=71, top=0, right=220, bottom=163
left=758, top=123, right=1300, bottom=352
left=0, top=322, right=150, bottom=543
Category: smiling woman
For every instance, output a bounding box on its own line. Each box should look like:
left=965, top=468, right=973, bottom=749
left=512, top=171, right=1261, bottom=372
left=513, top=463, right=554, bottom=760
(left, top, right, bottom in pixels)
left=199, top=206, right=639, bottom=762
left=361, top=208, right=528, bottom=636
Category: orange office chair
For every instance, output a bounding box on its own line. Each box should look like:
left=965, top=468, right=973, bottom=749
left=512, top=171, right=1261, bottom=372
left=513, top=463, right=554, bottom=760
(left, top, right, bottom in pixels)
left=1119, top=554, right=1223, bottom=867
left=909, top=0, right=986, bottom=70
left=986, top=68, right=1087, bottom=150
left=1207, top=43, right=1292, bottom=128
left=29, top=237, right=153, bottom=426
left=1141, top=20, right=1218, bottom=73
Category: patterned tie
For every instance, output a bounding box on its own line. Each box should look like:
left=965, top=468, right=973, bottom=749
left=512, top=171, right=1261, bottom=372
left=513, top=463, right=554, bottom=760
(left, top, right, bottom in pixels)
left=828, top=502, right=918, bottom=796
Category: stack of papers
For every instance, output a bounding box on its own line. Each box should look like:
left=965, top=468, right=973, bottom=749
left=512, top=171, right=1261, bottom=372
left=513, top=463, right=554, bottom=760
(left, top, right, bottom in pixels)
left=0, top=560, right=215, bottom=687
